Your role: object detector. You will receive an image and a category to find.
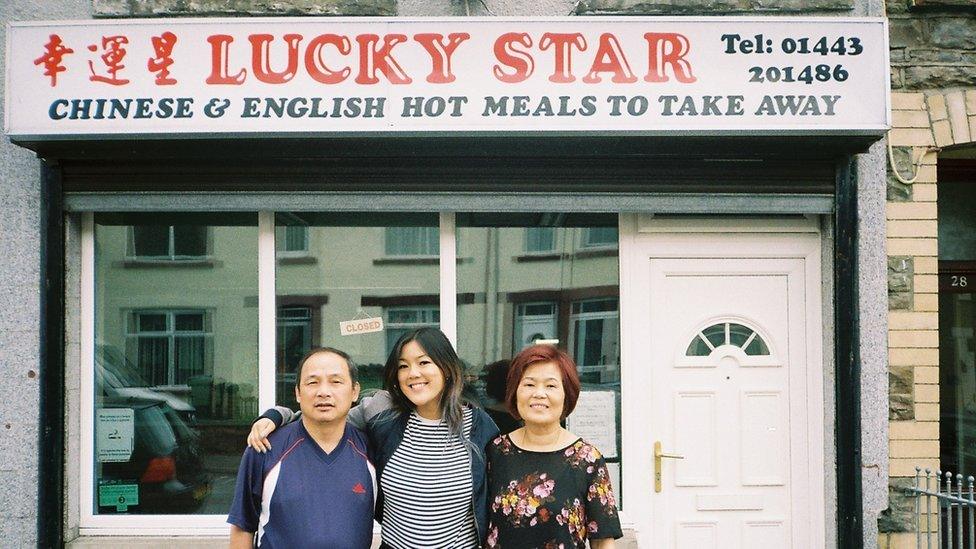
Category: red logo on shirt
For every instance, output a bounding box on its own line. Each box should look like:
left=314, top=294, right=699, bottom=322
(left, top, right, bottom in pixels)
left=352, top=483, right=366, bottom=494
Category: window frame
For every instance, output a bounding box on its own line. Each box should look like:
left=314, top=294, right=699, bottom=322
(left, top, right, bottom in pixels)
left=579, top=226, right=619, bottom=249
left=384, top=225, right=439, bottom=258
left=568, top=298, right=620, bottom=372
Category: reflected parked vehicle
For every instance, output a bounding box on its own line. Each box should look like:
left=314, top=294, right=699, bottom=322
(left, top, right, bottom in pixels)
left=96, top=344, right=211, bottom=514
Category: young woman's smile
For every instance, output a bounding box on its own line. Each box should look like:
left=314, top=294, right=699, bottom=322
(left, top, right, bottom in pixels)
left=397, top=340, right=446, bottom=419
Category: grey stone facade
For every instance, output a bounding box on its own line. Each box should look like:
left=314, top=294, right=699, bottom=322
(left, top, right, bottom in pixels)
left=888, top=5, right=976, bottom=90
left=1, top=0, right=889, bottom=547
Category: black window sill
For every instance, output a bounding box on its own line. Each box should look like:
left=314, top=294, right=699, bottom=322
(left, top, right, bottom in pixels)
left=278, top=255, right=317, bottom=266
left=574, top=247, right=619, bottom=259
left=514, top=253, right=568, bottom=263
left=118, top=258, right=219, bottom=269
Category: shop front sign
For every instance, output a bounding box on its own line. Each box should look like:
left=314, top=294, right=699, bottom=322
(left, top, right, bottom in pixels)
left=5, top=17, right=889, bottom=139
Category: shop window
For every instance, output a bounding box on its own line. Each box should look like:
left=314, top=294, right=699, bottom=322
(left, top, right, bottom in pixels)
left=580, top=227, right=618, bottom=248
left=386, top=306, right=440, bottom=354
left=128, top=225, right=208, bottom=260
left=275, top=225, right=309, bottom=255
left=385, top=226, right=438, bottom=256
left=124, top=310, right=212, bottom=385
left=686, top=322, right=771, bottom=357
left=276, top=212, right=439, bottom=395
left=514, top=302, right=558, bottom=349
left=455, top=213, right=622, bottom=505
left=276, top=306, right=312, bottom=408
left=570, top=298, right=620, bottom=371
left=93, top=213, right=258, bottom=520
left=524, top=227, right=556, bottom=253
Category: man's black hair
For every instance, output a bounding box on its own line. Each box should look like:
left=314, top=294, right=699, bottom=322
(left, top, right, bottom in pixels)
left=295, top=347, right=358, bottom=385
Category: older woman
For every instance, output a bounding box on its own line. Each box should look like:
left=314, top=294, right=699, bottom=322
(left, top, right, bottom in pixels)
left=486, top=344, right=621, bottom=548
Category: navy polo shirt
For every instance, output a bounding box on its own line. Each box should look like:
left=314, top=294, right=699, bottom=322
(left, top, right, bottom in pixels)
left=227, top=420, right=376, bottom=548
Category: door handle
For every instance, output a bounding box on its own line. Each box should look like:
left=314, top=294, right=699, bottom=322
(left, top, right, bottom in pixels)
left=654, top=441, right=684, bottom=493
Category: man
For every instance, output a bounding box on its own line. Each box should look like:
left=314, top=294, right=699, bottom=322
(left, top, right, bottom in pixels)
left=227, top=347, right=375, bottom=548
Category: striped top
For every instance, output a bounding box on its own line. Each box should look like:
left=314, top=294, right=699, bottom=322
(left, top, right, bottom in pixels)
left=379, top=408, right=479, bottom=549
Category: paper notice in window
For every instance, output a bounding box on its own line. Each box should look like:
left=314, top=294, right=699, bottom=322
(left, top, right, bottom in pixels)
left=96, top=408, right=135, bottom=463
left=566, top=391, right=618, bottom=459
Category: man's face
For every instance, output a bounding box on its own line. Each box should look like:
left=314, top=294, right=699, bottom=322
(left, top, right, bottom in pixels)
left=295, top=352, right=360, bottom=425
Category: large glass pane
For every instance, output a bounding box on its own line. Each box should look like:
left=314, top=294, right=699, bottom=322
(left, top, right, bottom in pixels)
left=276, top=212, right=439, bottom=411
left=455, top=213, right=622, bottom=505
left=94, top=212, right=258, bottom=516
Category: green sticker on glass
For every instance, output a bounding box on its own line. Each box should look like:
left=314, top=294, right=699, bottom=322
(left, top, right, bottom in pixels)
left=98, top=482, right=139, bottom=512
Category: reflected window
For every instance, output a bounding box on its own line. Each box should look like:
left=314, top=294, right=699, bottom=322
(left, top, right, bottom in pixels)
left=129, top=225, right=208, bottom=260
left=276, top=226, right=308, bottom=255
left=581, top=227, right=617, bottom=249
left=125, top=310, right=212, bottom=386
left=386, top=226, right=438, bottom=256
left=386, top=306, right=440, bottom=353
left=277, top=306, right=312, bottom=407
left=525, top=228, right=556, bottom=254
left=570, top=299, right=620, bottom=371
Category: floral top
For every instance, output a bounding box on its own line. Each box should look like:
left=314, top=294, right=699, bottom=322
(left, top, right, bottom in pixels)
left=486, top=434, right=622, bottom=548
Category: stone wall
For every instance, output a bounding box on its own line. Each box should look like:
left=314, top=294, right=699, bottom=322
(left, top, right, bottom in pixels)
left=889, top=5, right=976, bottom=90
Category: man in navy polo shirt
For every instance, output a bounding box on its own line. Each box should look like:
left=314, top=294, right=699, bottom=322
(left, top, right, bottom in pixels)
left=228, top=347, right=375, bottom=548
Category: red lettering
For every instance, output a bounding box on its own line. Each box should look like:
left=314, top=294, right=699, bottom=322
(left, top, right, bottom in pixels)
left=492, top=33, right=534, bottom=84
left=413, top=33, right=470, bottom=84
left=148, top=31, right=178, bottom=86
left=250, top=34, right=302, bottom=84
left=355, top=34, right=412, bottom=85
left=304, top=34, right=351, bottom=84
left=539, top=33, right=586, bottom=83
left=644, top=33, right=696, bottom=83
left=583, top=33, right=637, bottom=84
left=34, top=34, right=73, bottom=87
left=206, top=35, right=246, bottom=85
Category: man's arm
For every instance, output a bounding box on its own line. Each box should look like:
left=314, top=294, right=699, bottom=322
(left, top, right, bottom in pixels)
left=229, top=525, right=254, bottom=549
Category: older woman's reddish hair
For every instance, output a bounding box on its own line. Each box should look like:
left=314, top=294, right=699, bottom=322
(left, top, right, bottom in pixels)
left=505, top=344, right=581, bottom=421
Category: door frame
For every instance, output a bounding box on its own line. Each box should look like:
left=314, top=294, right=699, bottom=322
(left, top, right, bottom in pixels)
left=618, top=213, right=825, bottom=547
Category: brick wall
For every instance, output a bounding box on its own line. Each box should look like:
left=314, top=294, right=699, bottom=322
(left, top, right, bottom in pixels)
left=879, top=90, right=976, bottom=549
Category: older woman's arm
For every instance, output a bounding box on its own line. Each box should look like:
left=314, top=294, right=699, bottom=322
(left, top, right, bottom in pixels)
left=590, top=537, right=616, bottom=548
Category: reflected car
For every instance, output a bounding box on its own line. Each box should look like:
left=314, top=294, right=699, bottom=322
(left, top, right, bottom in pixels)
left=95, top=344, right=210, bottom=514
left=97, top=396, right=212, bottom=514
left=96, top=344, right=197, bottom=425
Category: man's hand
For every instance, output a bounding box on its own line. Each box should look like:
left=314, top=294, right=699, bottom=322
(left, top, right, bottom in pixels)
left=247, top=418, right=277, bottom=453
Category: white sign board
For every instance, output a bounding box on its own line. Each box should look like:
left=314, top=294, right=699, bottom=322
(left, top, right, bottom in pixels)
left=96, top=408, right=134, bottom=463
left=5, top=17, right=888, bottom=139
left=566, top=390, right=618, bottom=459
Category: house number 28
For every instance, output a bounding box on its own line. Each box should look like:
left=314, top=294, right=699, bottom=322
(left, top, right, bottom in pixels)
left=951, top=275, right=969, bottom=287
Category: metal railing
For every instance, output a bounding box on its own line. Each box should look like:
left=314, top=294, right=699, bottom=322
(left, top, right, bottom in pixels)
left=910, top=467, right=976, bottom=549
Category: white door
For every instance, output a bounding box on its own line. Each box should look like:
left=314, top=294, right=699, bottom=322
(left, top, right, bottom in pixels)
left=620, top=220, right=824, bottom=549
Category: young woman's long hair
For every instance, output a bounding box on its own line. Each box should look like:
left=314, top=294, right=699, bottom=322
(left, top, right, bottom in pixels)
left=383, top=327, right=467, bottom=437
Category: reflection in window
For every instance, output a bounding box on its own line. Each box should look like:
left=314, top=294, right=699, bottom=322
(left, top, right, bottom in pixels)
left=386, top=306, right=440, bottom=354
left=685, top=322, right=770, bottom=356
left=129, top=225, right=208, bottom=260
left=570, top=299, right=619, bottom=371
left=275, top=226, right=308, bottom=255
left=125, top=310, right=212, bottom=386
left=525, top=228, right=556, bottom=253
left=386, top=226, right=438, bottom=256
left=276, top=212, right=439, bottom=395
left=276, top=306, right=312, bottom=408
left=581, top=227, right=618, bottom=248
left=514, top=302, right=558, bottom=349
left=456, top=213, right=622, bottom=505
left=95, top=212, right=258, bottom=517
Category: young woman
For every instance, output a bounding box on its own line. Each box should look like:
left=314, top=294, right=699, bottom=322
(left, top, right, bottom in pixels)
left=485, top=344, right=621, bottom=548
left=247, top=327, right=499, bottom=549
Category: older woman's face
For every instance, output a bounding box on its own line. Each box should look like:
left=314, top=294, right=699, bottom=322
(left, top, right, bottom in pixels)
left=516, top=361, right=565, bottom=427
